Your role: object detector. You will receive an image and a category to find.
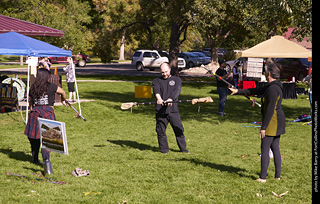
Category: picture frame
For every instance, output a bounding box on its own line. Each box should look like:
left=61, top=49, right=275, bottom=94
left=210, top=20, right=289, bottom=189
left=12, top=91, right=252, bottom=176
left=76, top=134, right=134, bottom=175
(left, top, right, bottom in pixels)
left=38, top=118, right=68, bottom=155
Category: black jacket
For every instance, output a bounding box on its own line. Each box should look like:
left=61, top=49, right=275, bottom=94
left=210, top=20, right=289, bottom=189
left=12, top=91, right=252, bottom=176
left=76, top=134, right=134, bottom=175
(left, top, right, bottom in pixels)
left=152, top=76, right=182, bottom=114
left=238, top=80, right=285, bottom=136
left=215, top=68, right=228, bottom=87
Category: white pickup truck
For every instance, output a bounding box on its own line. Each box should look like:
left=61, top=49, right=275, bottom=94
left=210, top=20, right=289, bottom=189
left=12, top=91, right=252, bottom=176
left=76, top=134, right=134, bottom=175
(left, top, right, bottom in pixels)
left=132, top=50, right=186, bottom=71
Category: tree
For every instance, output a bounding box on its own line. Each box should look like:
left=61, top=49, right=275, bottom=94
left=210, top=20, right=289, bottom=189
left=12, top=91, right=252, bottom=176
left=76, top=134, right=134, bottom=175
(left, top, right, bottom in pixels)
left=0, top=0, right=92, bottom=53
left=188, top=0, right=250, bottom=65
left=245, top=0, right=312, bottom=42
left=135, top=0, right=194, bottom=75
left=92, top=0, right=142, bottom=61
left=282, top=0, right=312, bottom=42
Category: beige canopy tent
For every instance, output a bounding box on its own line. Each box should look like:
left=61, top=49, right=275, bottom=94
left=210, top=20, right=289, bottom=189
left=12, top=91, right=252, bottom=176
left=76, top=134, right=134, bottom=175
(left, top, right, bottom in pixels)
left=241, top=35, right=312, bottom=58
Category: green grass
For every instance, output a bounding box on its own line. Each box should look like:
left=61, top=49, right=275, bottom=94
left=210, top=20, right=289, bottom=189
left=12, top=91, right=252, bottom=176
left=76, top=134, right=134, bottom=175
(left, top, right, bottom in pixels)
left=0, top=77, right=312, bottom=203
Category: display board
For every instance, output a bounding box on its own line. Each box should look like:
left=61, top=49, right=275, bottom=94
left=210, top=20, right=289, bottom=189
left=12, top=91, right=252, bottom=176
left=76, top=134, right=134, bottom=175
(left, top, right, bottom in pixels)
left=246, top=58, right=263, bottom=78
left=38, top=118, right=68, bottom=155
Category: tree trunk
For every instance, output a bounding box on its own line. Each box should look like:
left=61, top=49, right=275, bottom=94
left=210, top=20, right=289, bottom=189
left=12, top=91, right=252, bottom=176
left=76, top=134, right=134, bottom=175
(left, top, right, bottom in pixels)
left=207, top=34, right=218, bottom=65
left=211, top=47, right=219, bottom=65
left=169, top=21, right=180, bottom=76
left=119, top=29, right=126, bottom=61
left=207, top=28, right=232, bottom=66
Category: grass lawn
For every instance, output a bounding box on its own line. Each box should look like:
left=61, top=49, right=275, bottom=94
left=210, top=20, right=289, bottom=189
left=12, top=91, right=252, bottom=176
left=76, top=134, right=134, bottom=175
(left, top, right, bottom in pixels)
left=0, top=76, right=312, bottom=203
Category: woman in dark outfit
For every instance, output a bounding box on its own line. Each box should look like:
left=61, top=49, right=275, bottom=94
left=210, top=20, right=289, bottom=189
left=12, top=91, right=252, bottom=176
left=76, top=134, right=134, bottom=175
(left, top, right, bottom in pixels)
left=24, top=68, right=67, bottom=164
left=229, top=63, right=285, bottom=183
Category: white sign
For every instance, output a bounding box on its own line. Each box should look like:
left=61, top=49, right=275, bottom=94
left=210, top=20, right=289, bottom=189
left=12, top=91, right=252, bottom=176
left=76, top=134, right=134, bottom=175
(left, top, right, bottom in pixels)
left=246, top=58, right=263, bottom=78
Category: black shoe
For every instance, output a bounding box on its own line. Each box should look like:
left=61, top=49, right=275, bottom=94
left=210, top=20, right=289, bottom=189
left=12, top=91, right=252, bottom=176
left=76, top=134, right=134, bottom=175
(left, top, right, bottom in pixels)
left=32, top=160, right=43, bottom=165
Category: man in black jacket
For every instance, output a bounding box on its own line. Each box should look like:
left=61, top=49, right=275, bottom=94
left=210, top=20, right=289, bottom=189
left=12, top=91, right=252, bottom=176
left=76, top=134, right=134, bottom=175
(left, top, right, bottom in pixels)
left=216, top=60, right=230, bottom=116
left=152, top=63, right=188, bottom=154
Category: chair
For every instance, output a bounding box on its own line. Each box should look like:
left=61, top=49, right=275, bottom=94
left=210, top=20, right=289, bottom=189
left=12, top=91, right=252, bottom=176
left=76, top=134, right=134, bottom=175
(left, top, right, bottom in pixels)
left=0, top=86, right=19, bottom=112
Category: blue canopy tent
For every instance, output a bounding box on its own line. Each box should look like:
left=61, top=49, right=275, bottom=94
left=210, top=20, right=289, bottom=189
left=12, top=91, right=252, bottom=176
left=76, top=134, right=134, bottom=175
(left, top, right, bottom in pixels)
left=0, top=32, right=71, bottom=57
left=0, top=32, right=72, bottom=123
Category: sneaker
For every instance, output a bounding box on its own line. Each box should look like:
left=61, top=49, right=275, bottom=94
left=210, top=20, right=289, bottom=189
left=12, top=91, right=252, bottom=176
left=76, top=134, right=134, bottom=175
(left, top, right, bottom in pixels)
left=218, top=112, right=227, bottom=116
left=255, top=178, right=266, bottom=183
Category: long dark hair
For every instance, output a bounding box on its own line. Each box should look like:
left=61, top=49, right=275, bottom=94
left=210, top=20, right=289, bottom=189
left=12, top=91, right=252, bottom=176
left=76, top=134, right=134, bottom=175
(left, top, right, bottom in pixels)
left=30, top=68, right=51, bottom=99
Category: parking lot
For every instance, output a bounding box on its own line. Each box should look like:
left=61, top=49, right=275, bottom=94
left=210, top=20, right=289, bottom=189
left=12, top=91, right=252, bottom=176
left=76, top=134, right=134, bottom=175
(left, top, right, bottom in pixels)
left=0, top=62, right=208, bottom=77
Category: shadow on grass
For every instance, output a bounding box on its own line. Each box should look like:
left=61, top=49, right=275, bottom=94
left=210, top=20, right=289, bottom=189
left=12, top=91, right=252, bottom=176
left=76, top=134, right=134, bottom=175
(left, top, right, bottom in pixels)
left=107, top=140, right=180, bottom=153
left=0, top=148, right=31, bottom=163
left=178, top=158, right=257, bottom=180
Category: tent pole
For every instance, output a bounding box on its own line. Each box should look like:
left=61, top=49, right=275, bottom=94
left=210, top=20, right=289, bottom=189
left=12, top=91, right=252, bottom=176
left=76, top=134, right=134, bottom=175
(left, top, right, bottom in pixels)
left=25, top=63, right=30, bottom=124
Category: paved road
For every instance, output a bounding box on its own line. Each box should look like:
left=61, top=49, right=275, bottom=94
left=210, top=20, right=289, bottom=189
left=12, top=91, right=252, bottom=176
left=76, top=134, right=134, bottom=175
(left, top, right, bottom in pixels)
left=0, top=62, right=206, bottom=77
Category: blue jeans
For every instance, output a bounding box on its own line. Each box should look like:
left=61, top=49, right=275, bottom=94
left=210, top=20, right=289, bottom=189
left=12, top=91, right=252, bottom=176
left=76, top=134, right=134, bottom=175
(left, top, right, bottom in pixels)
left=217, top=86, right=228, bottom=114
left=233, top=78, right=239, bottom=88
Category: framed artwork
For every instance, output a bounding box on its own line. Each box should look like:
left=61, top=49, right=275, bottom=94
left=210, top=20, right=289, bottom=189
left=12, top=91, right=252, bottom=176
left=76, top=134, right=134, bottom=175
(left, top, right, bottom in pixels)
left=38, top=118, right=68, bottom=155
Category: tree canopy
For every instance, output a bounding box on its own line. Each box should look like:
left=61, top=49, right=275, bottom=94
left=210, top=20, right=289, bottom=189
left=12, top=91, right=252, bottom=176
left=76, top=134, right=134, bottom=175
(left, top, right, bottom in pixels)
left=0, top=0, right=312, bottom=64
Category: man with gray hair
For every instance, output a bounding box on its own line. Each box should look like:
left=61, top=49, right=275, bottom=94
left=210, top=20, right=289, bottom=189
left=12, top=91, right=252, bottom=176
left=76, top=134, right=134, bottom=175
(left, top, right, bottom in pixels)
left=152, top=63, right=189, bottom=154
left=229, top=63, right=285, bottom=183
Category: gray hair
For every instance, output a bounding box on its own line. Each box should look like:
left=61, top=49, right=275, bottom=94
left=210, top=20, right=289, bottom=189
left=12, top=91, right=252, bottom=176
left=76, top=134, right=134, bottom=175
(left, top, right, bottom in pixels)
left=266, top=63, right=281, bottom=79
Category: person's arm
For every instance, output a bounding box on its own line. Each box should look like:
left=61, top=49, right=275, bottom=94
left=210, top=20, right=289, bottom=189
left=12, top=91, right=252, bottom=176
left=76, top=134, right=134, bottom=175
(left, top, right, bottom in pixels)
left=302, top=75, right=310, bottom=86
left=216, top=69, right=229, bottom=81
left=56, top=86, right=67, bottom=106
left=152, top=79, right=163, bottom=105
left=155, top=93, right=164, bottom=105
left=63, top=65, right=70, bottom=72
left=229, top=85, right=268, bottom=96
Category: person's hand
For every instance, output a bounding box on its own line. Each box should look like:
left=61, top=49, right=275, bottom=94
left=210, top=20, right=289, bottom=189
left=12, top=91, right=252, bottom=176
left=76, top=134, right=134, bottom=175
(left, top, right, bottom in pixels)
left=62, top=100, right=68, bottom=107
left=250, top=98, right=256, bottom=107
left=157, top=99, right=164, bottom=105
left=259, top=130, right=265, bottom=139
left=205, top=70, right=213, bottom=77
left=229, top=87, right=238, bottom=95
left=165, top=98, right=173, bottom=106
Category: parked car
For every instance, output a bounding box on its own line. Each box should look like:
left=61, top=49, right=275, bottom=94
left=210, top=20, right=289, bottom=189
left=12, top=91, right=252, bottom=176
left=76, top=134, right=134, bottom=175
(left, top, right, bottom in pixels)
left=274, top=58, right=310, bottom=81
left=131, top=50, right=186, bottom=71
left=191, top=52, right=211, bottom=65
left=178, top=52, right=201, bottom=68
left=226, top=57, right=248, bottom=73
left=48, top=54, right=90, bottom=67
left=203, top=48, right=227, bottom=57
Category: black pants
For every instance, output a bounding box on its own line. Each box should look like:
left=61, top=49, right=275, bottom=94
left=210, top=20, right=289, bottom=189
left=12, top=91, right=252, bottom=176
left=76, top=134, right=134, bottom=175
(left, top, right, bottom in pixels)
left=260, top=135, right=281, bottom=179
left=28, top=138, right=50, bottom=163
left=156, top=112, right=188, bottom=153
